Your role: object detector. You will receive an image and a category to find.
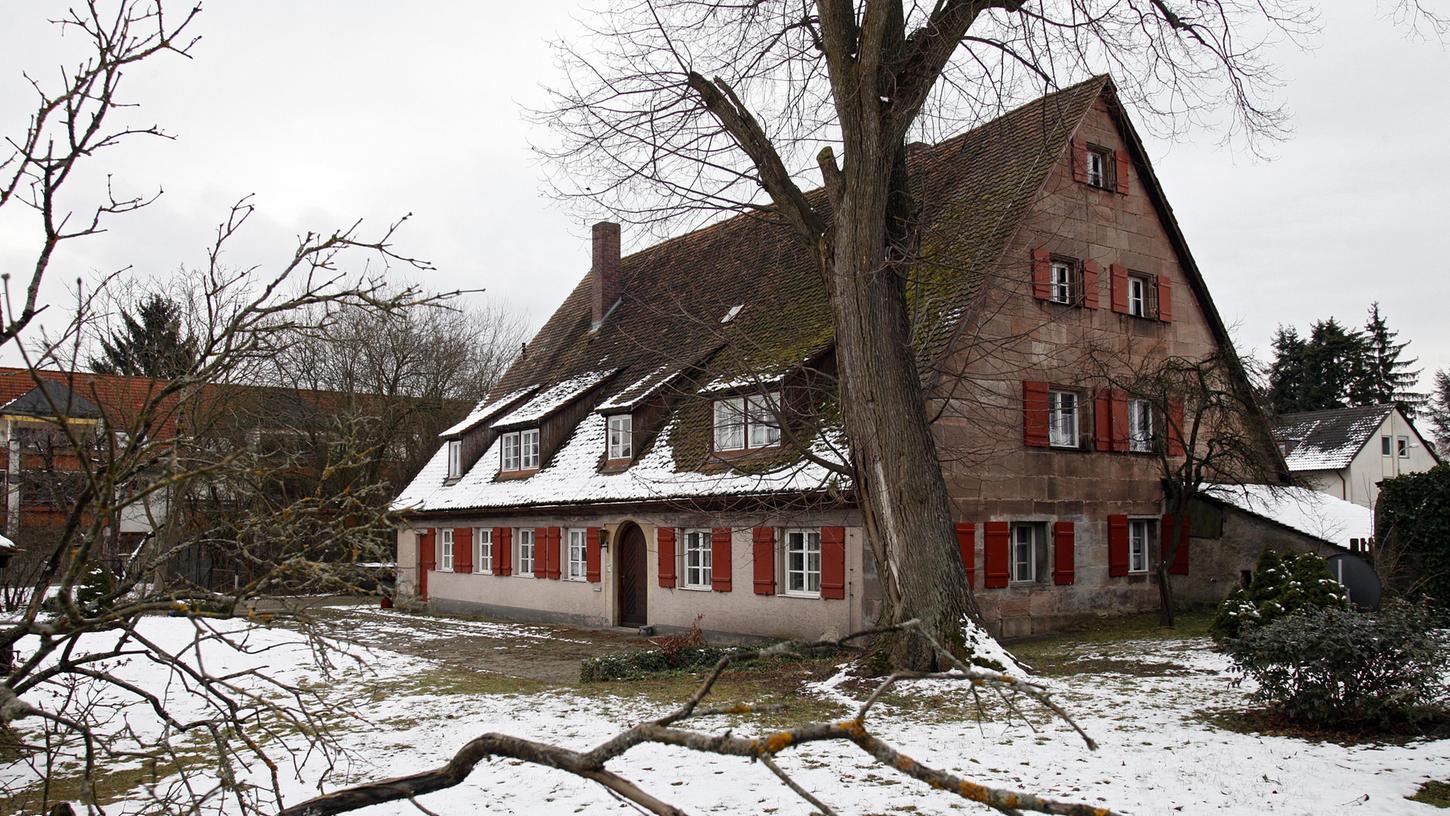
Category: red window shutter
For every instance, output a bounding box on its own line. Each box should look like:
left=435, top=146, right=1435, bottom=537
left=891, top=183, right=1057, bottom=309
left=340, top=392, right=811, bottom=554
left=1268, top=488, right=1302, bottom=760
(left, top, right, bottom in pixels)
left=1163, top=514, right=1191, bottom=575
left=657, top=527, right=677, bottom=588
left=954, top=522, right=976, bottom=587
left=548, top=527, right=562, bottom=579
left=1071, top=138, right=1089, bottom=184
left=534, top=527, right=549, bottom=578
left=820, top=526, right=846, bottom=599
left=495, top=527, right=511, bottom=576
left=1114, top=151, right=1130, bottom=195
left=1022, top=381, right=1050, bottom=448
left=1109, top=263, right=1129, bottom=314
left=983, top=521, right=1010, bottom=589
left=710, top=528, right=732, bottom=592
left=751, top=527, right=775, bottom=596
left=1111, top=390, right=1130, bottom=452
left=1167, top=399, right=1186, bottom=457
left=1157, top=275, right=1173, bottom=323
left=417, top=529, right=436, bottom=599
left=453, top=527, right=473, bottom=574
left=586, top=527, right=602, bottom=583
left=1031, top=247, right=1053, bottom=300
left=1052, top=521, right=1076, bottom=585
left=1082, top=260, right=1100, bottom=309
left=1107, top=515, right=1129, bottom=577
left=1093, top=389, right=1113, bottom=452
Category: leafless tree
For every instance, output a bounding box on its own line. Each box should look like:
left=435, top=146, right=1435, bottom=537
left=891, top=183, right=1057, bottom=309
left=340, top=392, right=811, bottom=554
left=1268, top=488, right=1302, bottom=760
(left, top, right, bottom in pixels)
left=531, top=0, right=1350, bottom=669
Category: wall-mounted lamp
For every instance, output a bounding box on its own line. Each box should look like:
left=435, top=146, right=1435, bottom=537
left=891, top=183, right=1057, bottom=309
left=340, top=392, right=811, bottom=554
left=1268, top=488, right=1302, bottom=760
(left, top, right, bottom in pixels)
left=599, top=530, right=610, bottom=551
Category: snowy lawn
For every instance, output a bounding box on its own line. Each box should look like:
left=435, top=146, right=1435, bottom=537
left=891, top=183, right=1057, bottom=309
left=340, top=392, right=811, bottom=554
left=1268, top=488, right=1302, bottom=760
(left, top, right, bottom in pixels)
left=3, top=607, right=1448, bottom=815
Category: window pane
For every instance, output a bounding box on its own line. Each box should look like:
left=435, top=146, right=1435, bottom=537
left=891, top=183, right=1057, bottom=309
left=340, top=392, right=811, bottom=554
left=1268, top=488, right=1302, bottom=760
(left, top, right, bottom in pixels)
left=608, top=415, right=632, bottom=459
left=714, top=399, right=745, bottom=451
left=747, top=394, right=781, bottom=448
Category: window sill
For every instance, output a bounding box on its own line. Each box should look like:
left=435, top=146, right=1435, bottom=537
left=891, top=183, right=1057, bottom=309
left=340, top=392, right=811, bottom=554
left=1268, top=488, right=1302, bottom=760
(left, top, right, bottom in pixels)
left=602, top=457, right=633, bottom=470
left=710, top=444, right=782, bottom=460
left=679, top=583, right=712, bottom=592
left=496, top=468, right=539, bottom=481
left=782, top=590, right=822, bottom=600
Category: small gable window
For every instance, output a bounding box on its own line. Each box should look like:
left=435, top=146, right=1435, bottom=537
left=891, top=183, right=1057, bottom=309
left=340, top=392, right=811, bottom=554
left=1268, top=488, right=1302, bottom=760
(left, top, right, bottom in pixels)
left=1087, top=146, right=1115, bottom=189
left=1049, top=390, right=1079, bottom=448
left=607, top=414, right=632, bottom=460
left=446, top=439, right=462, bottom=479
left=1127, top=274, right=1149, bottom=318
left=713, top=392, right=782, bottom=452
left=1050, top=260, right=1074, bottom=305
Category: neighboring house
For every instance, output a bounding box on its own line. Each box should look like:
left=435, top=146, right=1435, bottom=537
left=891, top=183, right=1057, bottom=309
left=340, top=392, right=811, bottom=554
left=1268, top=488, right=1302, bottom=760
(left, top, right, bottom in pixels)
left=1272, top=404, right=1439, bottom=510
left=0, top=367, right=467, bottom=586
left=393, top=76, right=1307, bottom=639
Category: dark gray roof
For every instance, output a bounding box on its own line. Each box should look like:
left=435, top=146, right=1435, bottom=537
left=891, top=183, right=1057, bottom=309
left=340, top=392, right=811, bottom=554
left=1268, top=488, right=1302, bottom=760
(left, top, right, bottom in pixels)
left=1, top=381, right=104, bottom=420
left=1271, top=405, right=1394, bottom=472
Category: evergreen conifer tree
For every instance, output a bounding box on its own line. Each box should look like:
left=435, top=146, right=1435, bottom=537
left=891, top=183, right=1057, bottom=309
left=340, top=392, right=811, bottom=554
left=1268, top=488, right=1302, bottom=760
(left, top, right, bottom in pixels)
left=1299, top=318, right=1370, bottom=412
left=1428, top=369, right=1450, bottom=452
left=1267, top=326, right=1310, bottom=414
left=1362, top=303, right=1425, bottom=416
left=88, top=294, right=199, bottom=378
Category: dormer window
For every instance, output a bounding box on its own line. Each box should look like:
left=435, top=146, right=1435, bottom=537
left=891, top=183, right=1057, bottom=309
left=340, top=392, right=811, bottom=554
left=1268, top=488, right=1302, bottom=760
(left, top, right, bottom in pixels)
left=447, top=439, right=462, bottom=479
left=607, top=414, right=632, bottom=460
left=500, top=428, right=541, bottom=472
left=713, top=392, right=781, bottom=452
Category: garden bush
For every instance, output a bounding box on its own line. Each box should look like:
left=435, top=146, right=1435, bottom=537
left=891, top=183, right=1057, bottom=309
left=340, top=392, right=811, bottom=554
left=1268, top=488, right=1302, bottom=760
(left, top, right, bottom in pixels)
left=1210, top=548, right=1348, bottom=640
left=1222, top=601, right=1448, bottom=728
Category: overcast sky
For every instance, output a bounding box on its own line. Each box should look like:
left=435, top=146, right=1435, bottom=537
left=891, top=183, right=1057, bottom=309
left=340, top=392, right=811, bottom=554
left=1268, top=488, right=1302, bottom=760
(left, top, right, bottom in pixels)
left=1, top=2, right=1446, bottom=390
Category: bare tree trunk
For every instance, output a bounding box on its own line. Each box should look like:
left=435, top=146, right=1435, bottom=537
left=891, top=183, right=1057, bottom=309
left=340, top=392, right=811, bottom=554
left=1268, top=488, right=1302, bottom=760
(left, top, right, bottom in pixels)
left=1155, top=562, right=1176, bottom=628
left=827, top=140, right=977, bottom=669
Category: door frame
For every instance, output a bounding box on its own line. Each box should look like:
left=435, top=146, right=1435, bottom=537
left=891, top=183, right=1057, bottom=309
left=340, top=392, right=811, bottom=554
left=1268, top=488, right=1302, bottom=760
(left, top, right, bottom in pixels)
left=614, top=521, right=647, bottom=627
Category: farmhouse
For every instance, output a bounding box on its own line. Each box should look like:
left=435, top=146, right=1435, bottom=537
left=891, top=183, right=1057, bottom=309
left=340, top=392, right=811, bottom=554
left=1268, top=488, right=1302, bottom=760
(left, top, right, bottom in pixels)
left=393, top=76, right=1325, bottom=639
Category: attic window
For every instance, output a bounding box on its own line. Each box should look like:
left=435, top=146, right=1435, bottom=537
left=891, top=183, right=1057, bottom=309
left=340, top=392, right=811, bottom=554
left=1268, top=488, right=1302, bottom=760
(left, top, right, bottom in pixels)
left=721, top=304, right=743, bottom=324
left=713, top=393, right=781, bottom=452
left=1086, top=146, right=1115, bottom=189
left=500, top=428, right=540, bottom=472
left=607, top=414, right=633, bottom=460
left=446, top=439, right=462, bottom=479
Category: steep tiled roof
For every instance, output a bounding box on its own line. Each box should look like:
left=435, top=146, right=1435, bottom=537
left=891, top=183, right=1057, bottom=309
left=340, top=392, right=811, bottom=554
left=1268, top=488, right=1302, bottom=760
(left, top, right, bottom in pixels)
left=397, top=77, right=1111, bottom=514
left=1271, top=405, right=1394, bottom=472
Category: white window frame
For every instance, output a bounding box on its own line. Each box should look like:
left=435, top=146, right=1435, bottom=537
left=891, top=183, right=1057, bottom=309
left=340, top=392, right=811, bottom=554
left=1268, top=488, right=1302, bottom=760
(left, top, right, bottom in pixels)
left=1381, top=436, right=1393, bottom=456
left=713, top=397, right=745, bottom=451
left=746, top=392, right=782, bottom=449
left=565, top=528, right=588, bottom=581
left=1128, top=518, right=1156, bottom=574
left=1127, top=275, right=1147, bottom=317
left=784, top=528, right=821, bottom=597
left=1128, top=398, right=1154, bottom=453
left=516, top=528, right=535, bottom=576
left=501, top=432, right=520, bottom=471
left=1050, top=260, right=1074, bottom=304
left=446, top=439, right=462, bottom=479
left=439, top=528, right=454, bottom=572
left=607, top=414, right=633, bottom=460
left=1397, top=435, right=1409, bottom=458
left=1010, top=523, right=1041, bottom=583
left=520, top=428, right=540, bottom=470
left=475, top=527, right=492, bottom=574
left=681, top=529, right=712, bottom=590
left=1087, top=149, right=1105, bottom=187
left=1048, top=390, right=1079, bottom=448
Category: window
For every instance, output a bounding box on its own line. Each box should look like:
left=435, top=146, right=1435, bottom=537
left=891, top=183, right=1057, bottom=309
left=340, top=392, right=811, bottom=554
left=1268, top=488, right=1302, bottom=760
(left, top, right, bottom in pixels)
left=1127, top=275, right=1148, bottom=317
left=516, top=528, right=535, bottom=576
left=476, top=528, right=492, bottom=573
left=1049, top=390, right=1078, bottom=448
left=446, top=439, right=462, bottom=479
left=566, top=529, right=588, bottom=581
left=501, top=432, right=520, bottom=471
left=1128, top=518, right=1156, bottom=574
left=1050, top=260, right=1074, bottom=304
left=746, top=393, right=782, bottom=448
left=1397, top=435, right=1409, bottom=458
left=1010, top=523, right=1045, bottom=583
left=785, top=529, right=821, bottom=596
left=682, top=529, right=712, bottom=589
left=1085, top=145, right=1115, bottom=189
left=440, top=529, right=454, bottom=572
left=713, top=392, right=782, bottom=452
left=520, top=429, right=540, bottom=469
left=1128, top=399, right=1154, bottom=453
left=1381, top=436, right=1393, bottom=456
left=607, top=414, right=633, bottom=460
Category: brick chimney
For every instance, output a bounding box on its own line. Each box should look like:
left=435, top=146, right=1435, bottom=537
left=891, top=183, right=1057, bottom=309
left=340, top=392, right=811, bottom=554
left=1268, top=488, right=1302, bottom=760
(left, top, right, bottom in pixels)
left=591, top=221, right=621, bottom=327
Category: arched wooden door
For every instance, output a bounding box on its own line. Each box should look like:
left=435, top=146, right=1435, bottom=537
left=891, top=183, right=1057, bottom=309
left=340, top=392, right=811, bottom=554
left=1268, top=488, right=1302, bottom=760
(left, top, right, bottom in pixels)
left=616, top=524, right=648, bottom=627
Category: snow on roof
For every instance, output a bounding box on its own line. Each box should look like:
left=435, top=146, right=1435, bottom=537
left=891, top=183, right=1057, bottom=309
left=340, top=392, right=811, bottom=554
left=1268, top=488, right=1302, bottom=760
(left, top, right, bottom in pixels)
left=1203, top=484, right=1372, bottom=547
left=490, top=370, right=616, bottom=430
left=0, top=533, right=14, bottom=552
left=1271, top=405, right=1393, bottom=472
left=439, top=385, right=540, bottom=438
left=394, top=411, right=845, bottom=513
left=596, top=365, right=679, bottom=412
left=697, top=372, right=785, bottom=396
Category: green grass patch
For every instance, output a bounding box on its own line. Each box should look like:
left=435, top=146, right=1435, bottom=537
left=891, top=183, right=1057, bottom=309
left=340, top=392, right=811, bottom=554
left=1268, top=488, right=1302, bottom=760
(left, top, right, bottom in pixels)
left=1007, top=612, right=1212, bottom=676
left=1410, top=780, right=1450, bottom=808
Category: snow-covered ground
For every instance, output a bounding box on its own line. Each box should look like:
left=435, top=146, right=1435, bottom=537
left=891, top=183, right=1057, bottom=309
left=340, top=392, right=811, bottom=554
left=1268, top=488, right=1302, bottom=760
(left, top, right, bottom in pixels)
left=3, top=608, right=1447, bottom=815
